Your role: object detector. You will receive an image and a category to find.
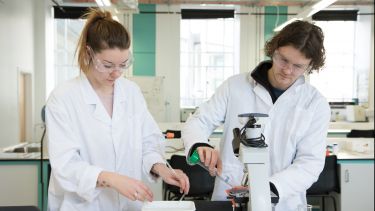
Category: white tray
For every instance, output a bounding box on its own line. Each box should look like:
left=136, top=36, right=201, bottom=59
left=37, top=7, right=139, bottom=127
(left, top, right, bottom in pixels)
left=142, top=201, right=196, bottom=211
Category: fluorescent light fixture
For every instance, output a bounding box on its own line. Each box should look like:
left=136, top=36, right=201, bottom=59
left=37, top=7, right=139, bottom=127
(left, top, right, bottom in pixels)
left=102, top=0, right=112, bottom=6
left=117, top=0, right=139, bottom=10
left=312, top=0, right=337, bottom=10
left=95, top=0, right=111, bottom=7
left=273, top=0, right=337, bottom=32
left=95, top=0, right=103, bottom=6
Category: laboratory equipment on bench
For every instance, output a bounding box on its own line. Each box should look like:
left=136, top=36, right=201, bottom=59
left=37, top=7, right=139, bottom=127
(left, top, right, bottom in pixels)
left=230, top=113, right=279, bottom=211
left=226, top=187, right=249, bottom=211
left=142, top=201, right=195, bottom=211
left=187, top=149, right=235, bottom=188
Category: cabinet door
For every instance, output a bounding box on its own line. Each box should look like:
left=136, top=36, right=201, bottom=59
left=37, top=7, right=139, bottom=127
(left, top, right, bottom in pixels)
left=0, top=163, right=39, bottom=206
left=339, top=163, right=374, bottom=211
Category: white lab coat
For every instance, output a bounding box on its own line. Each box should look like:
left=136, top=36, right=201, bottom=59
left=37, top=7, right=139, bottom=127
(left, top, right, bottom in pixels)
left=46, top=74, right=165, bottom=211
left=182, top=72, right=330, bottom=211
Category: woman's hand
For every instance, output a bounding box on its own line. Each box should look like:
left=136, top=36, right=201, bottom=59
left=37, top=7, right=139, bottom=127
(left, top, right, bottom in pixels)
left=196, top=146, right=222, bottom=176
left=97, top=171, right=153, bottom=202
left=152, top=163, right=190, bottom=194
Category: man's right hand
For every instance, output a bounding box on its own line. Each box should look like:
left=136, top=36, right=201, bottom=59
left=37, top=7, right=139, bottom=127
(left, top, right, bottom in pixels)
left=196, top=146, right=222, bottom=176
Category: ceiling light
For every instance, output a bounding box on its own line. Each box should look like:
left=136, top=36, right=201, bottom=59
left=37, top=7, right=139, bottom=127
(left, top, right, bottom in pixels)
left=274, top=0, right=337, bottom=32
left=95, top=0, right=112, bottom=7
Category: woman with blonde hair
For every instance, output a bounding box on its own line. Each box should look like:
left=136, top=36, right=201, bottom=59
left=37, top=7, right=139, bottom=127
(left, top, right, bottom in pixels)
left=46, top=8, right=189, bottom=210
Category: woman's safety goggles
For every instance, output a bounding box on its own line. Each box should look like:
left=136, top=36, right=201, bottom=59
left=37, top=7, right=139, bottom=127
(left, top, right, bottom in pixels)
left=88, top=47, right=133, bottom=73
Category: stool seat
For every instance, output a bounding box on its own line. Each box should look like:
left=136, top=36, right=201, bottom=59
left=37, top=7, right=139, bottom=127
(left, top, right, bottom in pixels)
left=307, top=155, right=339, bottom=211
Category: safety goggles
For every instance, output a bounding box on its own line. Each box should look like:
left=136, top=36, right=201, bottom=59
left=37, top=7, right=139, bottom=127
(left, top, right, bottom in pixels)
left=272, top=51, right=310, bottom=73
left=88, top=47, right=133, bottom=73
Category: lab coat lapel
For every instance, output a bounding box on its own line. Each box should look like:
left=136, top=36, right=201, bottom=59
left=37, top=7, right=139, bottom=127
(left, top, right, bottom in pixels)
left=80, top=74, right=112, bottom=125
left=112, top=79, right=127, bottom=121
left=253, top=82, right=273, bottom=107
left=110, top=79, right=135, bottom=168
left=275, top=76, right=306, bottom=103
left=251, top=74, right=305, bottom=107
left=288, top=76, right=305, bottom=93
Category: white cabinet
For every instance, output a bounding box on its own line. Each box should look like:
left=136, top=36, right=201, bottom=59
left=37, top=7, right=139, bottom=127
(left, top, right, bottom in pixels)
left=0, top=162, right=39, bottom=206
left=337, top=162, right=374, bottom=211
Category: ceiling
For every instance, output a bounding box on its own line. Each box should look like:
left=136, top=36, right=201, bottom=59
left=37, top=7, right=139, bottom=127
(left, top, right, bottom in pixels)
left=53, top=0, right=373, bottom=15
left=56, top=0, right=374, bottom=6
left=137, top=0, right=373, bottom=6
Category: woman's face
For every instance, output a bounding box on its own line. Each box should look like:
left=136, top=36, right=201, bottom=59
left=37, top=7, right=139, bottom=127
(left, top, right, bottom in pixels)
left=268, top=45, right=311, bottom=90
left=86, top=48, right=131, bottom=88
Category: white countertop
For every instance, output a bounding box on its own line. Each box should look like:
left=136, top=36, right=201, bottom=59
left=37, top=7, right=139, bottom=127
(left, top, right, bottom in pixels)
left=0, top=152, right=45, bottom=160
left=158, top=121, right=374, bottom=134
left=328, top=121, right=374, bottom=130
left=327, top=137, right=374, bottom=160
left=336, top=150, right=374, bottom=160
left=1, top=127, right=373, bottom=161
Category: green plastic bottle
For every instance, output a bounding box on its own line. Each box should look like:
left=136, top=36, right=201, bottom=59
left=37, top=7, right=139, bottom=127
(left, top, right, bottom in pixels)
left=187, top=149, right=201, bottom=165
left=187, top=149, right=234, bottom=188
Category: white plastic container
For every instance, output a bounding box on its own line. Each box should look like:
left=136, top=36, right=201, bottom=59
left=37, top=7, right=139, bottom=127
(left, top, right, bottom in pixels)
left=142, top=201, right=196, bottom=211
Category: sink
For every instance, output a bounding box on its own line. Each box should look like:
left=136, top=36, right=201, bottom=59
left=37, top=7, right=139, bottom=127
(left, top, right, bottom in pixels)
left=10, top=146, right=41, bottom=153
left=3, top=143, right=41, bottom=153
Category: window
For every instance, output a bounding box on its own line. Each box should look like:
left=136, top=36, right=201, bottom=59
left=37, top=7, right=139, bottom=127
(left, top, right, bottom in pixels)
left=309, top=21, right=356, bottom=102
left=309, top=17, right=371, bottom=105
left=180, top=18, right=239, bottom=108
left=54, top=18, right=84, bottom=88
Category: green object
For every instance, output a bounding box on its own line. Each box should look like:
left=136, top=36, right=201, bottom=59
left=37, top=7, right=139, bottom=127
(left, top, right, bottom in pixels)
left=264, top=6, right=288, bottom=59
left=133, top=4, right=156, bottom=76
left=188, top=149, right=201, bottom=165
left=187, top=149, right=235, bottom=188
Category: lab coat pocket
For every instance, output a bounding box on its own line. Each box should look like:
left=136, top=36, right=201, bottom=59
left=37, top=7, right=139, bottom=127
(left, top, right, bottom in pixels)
left=60, top=193, right=99, bottom=211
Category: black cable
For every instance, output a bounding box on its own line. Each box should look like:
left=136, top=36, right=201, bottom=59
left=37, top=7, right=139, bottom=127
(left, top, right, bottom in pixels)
left=239, top=126, right=268, bottom=148
left=40, top=105, right=46, bottom=211
left=240, top=133, right=268, bottom=148
left=40, top=127, right=46, bottom=211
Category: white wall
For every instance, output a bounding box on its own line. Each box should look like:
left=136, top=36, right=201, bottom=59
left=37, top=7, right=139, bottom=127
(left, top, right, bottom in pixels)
left=239, top=6, right=264, bottom=74
left=156, top=5, right=181, bottom=122
left=0, top=0, right=52, bottom=148
left=34, top=0, right=54, bottom=144
left=0, top=0, right=35, bottom=148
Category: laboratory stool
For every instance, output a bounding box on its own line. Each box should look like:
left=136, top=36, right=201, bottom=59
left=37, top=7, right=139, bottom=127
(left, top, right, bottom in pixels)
left=307, top=155, right=340, bottom=211
left=0, top=206, right=40, bottom=211
left=163, top=155, right=215, bottom=201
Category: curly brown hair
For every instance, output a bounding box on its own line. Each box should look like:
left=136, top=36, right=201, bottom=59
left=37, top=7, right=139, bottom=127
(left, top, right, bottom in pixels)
left=75, top=8, right=131, bottom=73
left=264, top=20, right=325, bottom=74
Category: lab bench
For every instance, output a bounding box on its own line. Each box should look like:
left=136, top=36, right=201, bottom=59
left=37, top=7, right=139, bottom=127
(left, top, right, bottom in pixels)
left=158, top=121, right=374, bottom=138
left=308, top=137, right=374, bottom=211
left=1, top=137, right=373, bottom=211
left=157, top=137, right=375, bottom=211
